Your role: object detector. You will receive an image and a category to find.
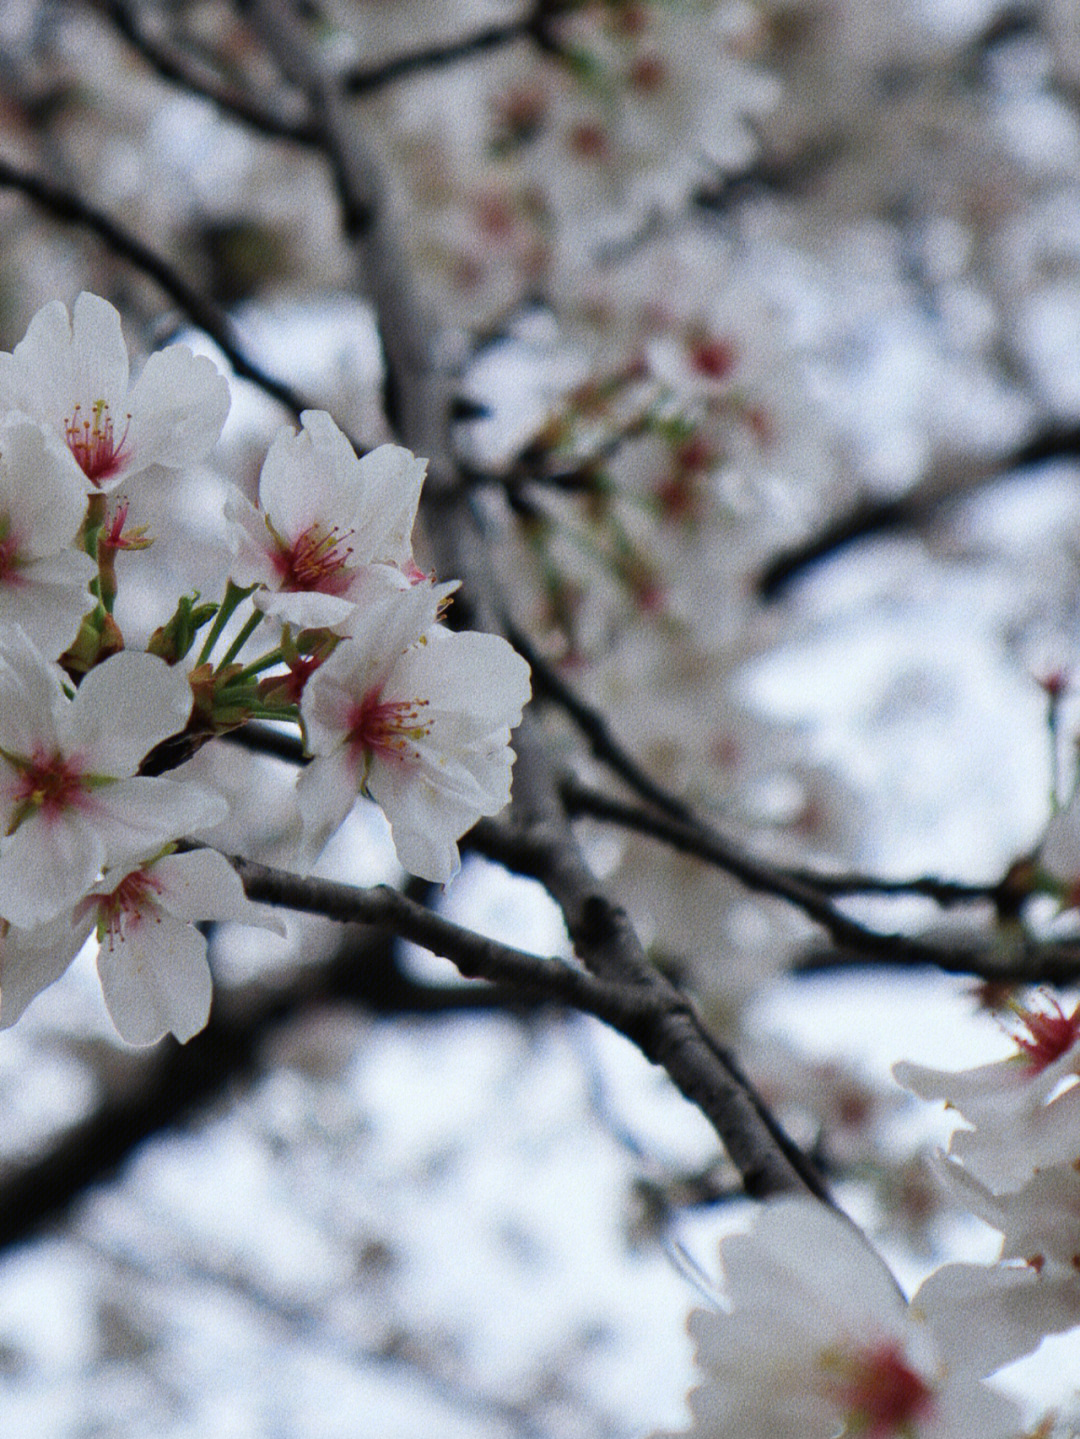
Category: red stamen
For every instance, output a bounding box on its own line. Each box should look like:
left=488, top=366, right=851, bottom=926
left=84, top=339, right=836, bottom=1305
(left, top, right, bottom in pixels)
left=348, top=690, right=431, bottom=768
left=271, top=521, right=356, bottom=595
left=95, top=867, right=166, bottom=948
left=64, top=401, right=131, bottom=485
left=11, top=750, right=89, bottom=826
left=1009, top=996, right=1080, bottom=1074
left=822, top=1341, right=935, bottom=1438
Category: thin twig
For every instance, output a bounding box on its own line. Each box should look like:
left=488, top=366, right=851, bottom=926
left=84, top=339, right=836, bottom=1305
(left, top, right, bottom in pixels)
left=95, top=0, right=319, bottom=144
left=757, top=422, right=1080, bottom=600
left=0, top=153, right=312, bottom=420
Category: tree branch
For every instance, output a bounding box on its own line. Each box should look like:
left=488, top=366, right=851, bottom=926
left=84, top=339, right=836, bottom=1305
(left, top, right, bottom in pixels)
left=756, top=421, right=1080, bottom=600
left=243, top=0, right=828, bottom=1204
left=0, top=153, right=313, bottom=420
left=95, top=0, right=319, bottom=144
left=0, top=915, right=543, bottom=1251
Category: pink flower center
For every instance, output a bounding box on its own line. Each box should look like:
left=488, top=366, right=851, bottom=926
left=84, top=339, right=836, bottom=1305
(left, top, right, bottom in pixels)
left=271, top=521, right=356, bottom=594
left=0, top=518, right=22, bottom=585
left=93, top=866, right=165, bottom=948
left=689, top=337, right=737, bottom=380
left=1008, top=995, right=1080, bottom=1074
left=348, top=690, right=431, bottom=769
left=821, top=1341, right=935, bottom=1437
left=64, top=400, right=131, bottom=485
left=9, top=750, right=89, bottom=830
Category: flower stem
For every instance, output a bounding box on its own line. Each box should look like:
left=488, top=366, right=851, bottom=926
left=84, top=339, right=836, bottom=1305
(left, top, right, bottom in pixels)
left=195, top=581, right=256, bottom=666
left=218, top=609, right=265, bottom=668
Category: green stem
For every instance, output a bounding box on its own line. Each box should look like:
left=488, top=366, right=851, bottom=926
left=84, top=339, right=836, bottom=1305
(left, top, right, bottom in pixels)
left=195, top=581, right=256, bottom=666
left=218, top=608, right=265, bottom=667
left=226, top=647, right=286, bottom=682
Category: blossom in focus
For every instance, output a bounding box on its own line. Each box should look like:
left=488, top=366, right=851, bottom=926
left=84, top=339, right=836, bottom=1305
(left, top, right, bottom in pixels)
left=298, top=584, right=531, bottom=882
left=654, top=1198, right=1020, bottom=1439
left=0, top=292, right=230, bottom=491
left=0, top=414, right=97, bottom=655
left=0, top=628, right=221, bottom=926
left=82, top=847, right=285, bottom=1045
left=894, top=993, right=1080, bottom=1191
left=226, top=410, right=430, bottom=629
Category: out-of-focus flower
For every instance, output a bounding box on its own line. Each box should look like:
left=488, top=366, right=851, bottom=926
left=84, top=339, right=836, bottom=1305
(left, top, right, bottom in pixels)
left=894, top=993, right=1080, bottom=1191
left=0, top=292, right=229, bottom=491
left=226, top=410, right=430, bottom=630
left=0, top=628, right=221, bottom=926
left=0, top=415, right=96, bottom=656
left=655, top=1198, right=1020, bottom=1439
left=298, top=584, right=531, bottom=882
left=912, top=1157, right=1080, bottom=1374
left=82, top=846, right=284, bottom=1045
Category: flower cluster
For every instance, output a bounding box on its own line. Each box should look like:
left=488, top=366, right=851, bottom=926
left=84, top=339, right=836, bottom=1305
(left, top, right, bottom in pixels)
left=0, top=293, right=530, bottom=1043
left=894, top=990, right=1080, bottom=1368
left=656, top=1198, right=1021, bottom=1439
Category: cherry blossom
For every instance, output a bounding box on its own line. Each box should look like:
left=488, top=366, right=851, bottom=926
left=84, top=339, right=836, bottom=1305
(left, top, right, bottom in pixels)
left=894, top=993, right=1080, bottom=1191
left=226, top=410, right=430, bottom=629
left=298, top=584, right=531, bottom=882
left=82, top=847, right=284, bottom=1045
left=0, top=414, right=97, bottom=656
left=0, top=291, right=230, bottom=491
left=655, top=1198, right=1021, bottom=1439
left=910, top=1160, right=1080, bottom=1373
left=0, top=628, right=223, bottom=927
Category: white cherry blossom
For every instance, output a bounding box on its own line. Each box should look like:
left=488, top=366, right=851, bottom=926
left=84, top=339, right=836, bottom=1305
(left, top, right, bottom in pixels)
left=912, top=1159, right=1080, bottom=1372
left=226, top=410, right=429, bottom=629
left=0, top=628, right=222, bottom=926
left=894, top=993, right=1080, bottom=1191
left=298, top=585, right=531, bottom=882
left=0, top=415, right=97, bottom=656
left=0, top=291, right=230, bottom=491
left=84, top=846, right=284, bottom=1045
left=655, top=1198, right=1021, bottom=1439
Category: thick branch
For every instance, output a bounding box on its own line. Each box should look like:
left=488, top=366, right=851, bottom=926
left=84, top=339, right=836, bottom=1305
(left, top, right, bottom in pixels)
left=0, top=918, right=543, bottom=1251
left=244, top=0, right=826, bottom=1203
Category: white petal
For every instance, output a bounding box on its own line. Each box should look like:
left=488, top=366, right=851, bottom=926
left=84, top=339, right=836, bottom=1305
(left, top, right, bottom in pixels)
left=914, top=1259, right=1080, bottom=1376
left=3, top=552, right=98, bottom=658
left=295, top=749, right=362, bottom=869
left=125, top=344, right=230, bottom=475
left=368, top=758, right=476, bottom=882
left=90, top=776, right=227, bottom=868
left=97, top=912, right=211, bottom=1044
left=67, top=292, right=130, bottom=410
left=72, top=650, right=193, bottom=775
left=0, top=625, right=69, bottom=758
left=151, top=849, right=286, bottom=932
left=0, top=810, right=105, bottom=926
left=260, top=411, right=364, bottom=542
left=394, top=627, right=532, bottom=725
left=0, top=910, right=92, bottom=1028
left=0, top=416, right=88, bottom=553
left=256, top=586, right=358, bottom=629
left=352, top=442, right=427, bottom=564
